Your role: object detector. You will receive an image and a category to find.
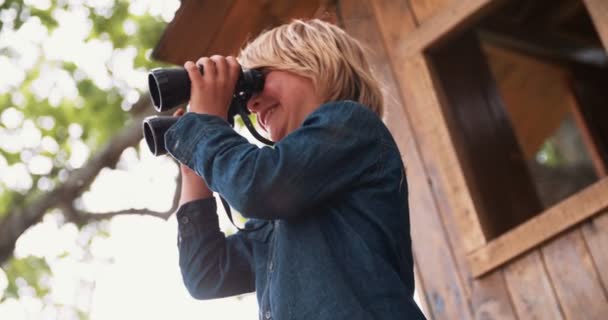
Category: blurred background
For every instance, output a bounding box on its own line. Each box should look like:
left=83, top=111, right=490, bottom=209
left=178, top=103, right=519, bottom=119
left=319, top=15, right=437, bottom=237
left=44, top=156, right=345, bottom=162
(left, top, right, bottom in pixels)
left=0, top=0, right=259, bottom=318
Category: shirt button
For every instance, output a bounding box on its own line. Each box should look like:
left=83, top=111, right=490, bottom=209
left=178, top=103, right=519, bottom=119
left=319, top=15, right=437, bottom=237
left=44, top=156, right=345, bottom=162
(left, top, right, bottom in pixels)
left=264, top=311, right=271, bottom=319
left=268, top=261, right=274, bottom=272
left=180, top=216, right=190, bottom=224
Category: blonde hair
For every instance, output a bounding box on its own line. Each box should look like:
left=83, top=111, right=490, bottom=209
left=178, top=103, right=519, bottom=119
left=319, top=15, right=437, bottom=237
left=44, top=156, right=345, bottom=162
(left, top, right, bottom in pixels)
left=238, top=19, right=384, bottom=117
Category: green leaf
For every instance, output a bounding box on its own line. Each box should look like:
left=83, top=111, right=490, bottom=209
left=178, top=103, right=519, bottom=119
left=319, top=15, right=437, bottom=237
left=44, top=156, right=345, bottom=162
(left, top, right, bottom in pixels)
left=3, top=256, right=51, bottom=299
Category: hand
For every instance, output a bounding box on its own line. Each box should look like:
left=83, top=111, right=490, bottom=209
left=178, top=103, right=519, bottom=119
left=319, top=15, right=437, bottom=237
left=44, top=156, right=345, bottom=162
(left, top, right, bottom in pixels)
left=172, top=108, right=213, bottom=203
left=184, top=55, right=241, bottom=120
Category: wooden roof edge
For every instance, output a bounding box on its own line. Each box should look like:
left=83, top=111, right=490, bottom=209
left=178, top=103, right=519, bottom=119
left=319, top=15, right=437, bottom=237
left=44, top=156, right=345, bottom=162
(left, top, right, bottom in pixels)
left=151, top=0, right=332, bottom=66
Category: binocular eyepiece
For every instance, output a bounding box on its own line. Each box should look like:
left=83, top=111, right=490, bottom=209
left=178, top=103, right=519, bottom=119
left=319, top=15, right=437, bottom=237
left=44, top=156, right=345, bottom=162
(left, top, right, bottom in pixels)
left=142, top=67, right=265, bottom=156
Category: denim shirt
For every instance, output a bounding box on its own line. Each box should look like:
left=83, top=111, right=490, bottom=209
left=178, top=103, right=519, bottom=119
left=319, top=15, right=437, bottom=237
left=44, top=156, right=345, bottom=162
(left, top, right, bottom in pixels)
left=166, top=101, right=425, bottom=320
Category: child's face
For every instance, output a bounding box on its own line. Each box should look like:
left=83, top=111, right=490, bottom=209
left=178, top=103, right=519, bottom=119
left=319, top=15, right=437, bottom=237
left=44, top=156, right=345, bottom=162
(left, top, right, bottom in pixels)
left=247, top=70, right=323, bottom=141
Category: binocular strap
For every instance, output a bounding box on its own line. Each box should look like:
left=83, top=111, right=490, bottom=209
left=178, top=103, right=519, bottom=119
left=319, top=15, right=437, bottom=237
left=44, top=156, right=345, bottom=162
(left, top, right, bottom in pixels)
left=219, top=196, right=265, bottom=232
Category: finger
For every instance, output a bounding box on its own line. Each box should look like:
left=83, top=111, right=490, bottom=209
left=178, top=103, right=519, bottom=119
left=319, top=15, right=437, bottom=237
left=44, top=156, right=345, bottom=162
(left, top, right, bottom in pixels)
left=210, top=55, right=229, bottom=84
left=172, top=108, right=184, bottom=117
left=226, top=56, right=241, bottom=85
left=196, top=57, right=216, bottom=80
left=184, top=61, right=203, bottom=88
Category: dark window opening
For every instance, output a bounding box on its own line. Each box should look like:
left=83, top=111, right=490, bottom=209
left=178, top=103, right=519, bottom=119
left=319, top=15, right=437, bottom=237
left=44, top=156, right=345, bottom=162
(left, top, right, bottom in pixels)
left=427, top=0, right=608, bottom=240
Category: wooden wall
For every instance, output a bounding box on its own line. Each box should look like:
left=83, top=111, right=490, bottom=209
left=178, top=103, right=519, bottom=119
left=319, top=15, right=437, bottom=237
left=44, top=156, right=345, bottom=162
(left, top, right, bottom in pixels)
left=335, top=0, right=608, bottom=319
left=154, top=1, right=608, bottom=318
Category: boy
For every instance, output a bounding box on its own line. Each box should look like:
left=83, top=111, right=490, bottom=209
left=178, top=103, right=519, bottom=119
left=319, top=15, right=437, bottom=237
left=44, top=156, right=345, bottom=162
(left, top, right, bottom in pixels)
left=165, top=19, right=425, bottom=319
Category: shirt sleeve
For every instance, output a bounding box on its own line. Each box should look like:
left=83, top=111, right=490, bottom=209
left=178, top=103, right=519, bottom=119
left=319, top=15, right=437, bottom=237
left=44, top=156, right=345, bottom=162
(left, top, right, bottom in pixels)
left=176, top=197, right=257, bottom=299
left=166, top=101, right=384, bottom=220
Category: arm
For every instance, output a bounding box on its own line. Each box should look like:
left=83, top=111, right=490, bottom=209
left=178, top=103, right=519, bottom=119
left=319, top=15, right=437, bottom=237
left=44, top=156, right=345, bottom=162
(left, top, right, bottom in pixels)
left=166, top=101, right=384, bottom=220
left=174, top=106, right=256, bottom=299
left=177, top=196, right=257, bottom=299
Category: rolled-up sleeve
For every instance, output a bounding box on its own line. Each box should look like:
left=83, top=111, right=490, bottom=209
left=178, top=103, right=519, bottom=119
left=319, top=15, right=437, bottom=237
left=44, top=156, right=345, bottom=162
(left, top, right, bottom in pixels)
left=176, top=197, right=256, bottom=299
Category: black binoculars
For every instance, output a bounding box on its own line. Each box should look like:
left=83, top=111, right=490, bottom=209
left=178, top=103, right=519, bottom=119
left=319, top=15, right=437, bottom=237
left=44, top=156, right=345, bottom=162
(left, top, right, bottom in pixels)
left=142, top=66, right=268, bottom=156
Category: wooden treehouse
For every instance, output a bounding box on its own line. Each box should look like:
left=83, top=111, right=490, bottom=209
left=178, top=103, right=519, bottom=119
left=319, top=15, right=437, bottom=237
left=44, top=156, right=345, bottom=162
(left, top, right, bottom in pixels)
left=152, top=0, right=608, bottom=319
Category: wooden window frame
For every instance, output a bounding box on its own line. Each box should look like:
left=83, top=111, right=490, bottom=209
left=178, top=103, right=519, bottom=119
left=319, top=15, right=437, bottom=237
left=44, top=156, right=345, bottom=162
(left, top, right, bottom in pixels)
left=399, top=0, right=608, bottom=277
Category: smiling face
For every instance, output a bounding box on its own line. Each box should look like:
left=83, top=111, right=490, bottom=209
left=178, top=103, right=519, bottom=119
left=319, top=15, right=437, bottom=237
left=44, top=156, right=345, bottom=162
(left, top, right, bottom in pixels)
left=247, top=70, right=324, bottom=141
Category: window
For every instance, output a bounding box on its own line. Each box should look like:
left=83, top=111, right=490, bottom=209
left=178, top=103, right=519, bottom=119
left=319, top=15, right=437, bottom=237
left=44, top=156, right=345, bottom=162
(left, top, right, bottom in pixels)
left=423, top=0, right=608, bottom=275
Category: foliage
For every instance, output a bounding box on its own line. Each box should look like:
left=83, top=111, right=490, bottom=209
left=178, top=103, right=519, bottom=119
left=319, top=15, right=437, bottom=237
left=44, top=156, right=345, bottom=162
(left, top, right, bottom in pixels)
left=0, top=0, right=179, bottom=317
left=2, top=256, right=51, bottom=301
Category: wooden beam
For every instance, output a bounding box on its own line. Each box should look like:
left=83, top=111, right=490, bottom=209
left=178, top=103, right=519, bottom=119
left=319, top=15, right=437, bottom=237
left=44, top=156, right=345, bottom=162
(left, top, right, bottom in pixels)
left=583, top=0, right=608, bottom=50
left=340, top=1, right=473, bottom=318
left=430, top=32, right=543, bottom=239
left=468, top=177, right=608, bottom=277
left=151, top=0, right=321, bottom=65
left=407, top=0, right=451, bottom=23
left=394, top=0, right=504, bottom=57
left=152, top=0, right=235, bottom=64
left=477, top=22, right=608, bottom=68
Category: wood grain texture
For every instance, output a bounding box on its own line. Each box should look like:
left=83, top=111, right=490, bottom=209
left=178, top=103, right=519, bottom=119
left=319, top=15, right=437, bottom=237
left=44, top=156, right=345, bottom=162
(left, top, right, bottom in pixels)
left=208, top=0, right=321, bottom=56
left=152, top=0, right=322, bottom=64
left=542, top=229, right=608, bottom=319
left=583, top=0, right=608, bottom=50
left=469, top=177, right=608, bottom=277
left=503, top=251, right=564, bottom=320
left=367, top=2, right=521, bottom=318
left=152, top=0, right=235, bottom=64
left=582, top=211, right=608, bottom=296
left=431, top=33, right=542, bottom=239
left=340, top=1, right=471, bottom=318
left=408, top=0, right=454, bottom=23
left=394, top=0, right=503, bottom=57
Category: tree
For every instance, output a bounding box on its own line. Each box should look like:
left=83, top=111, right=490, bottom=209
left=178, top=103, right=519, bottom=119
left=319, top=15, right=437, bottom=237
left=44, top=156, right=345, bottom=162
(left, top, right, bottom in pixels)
left=0, top=0, right=183, bottom=316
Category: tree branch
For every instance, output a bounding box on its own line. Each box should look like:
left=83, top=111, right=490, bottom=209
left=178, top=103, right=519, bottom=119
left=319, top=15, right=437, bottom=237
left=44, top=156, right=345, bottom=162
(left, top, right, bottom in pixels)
left=0, top=96, right=160, bottom=266
left=65, top=171, right=182, bottom=226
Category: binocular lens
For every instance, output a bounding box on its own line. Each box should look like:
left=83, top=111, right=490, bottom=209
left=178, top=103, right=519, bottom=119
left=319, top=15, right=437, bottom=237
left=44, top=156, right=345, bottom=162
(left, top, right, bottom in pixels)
left=148, top=68, right=191, bottom=112
left=143, top=67, right=266, bottom=156
left=143, top=116, right=179, bottom=156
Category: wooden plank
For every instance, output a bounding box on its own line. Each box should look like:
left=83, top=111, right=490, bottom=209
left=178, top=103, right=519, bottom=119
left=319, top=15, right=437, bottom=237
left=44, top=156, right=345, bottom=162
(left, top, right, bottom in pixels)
left=582, top=210, right=608, bottom=295
left=568, top=91, right=608, bottom=178
left=542, top=229, right=608, bottom=319
left=469, top=271, right=518, bottom=320
left=207, top=0, right=321, bottom=57
left=408, top=0, right=453, bottom=23
left=340, top=1, right=474, bottom=319
left=394, top=50, right=518, bottom=320
left=583, top=0, right=608, bottom=50
left=469, top=177, right=608, bottom=277
left=212, top=0, right=277, bottom=55
left=503, top=251, right=564, bottom=320
left=367, top=2, right=520, bottom=319
left=431, top=32, right=543, bottom=239
left=414, top=264, right=432, bottom=319
left=483, top=44, right=572, bottom=159
left=152, top=0, right=236, bottom=64
left=394, top=0, right=504, bottom=57
left=374, top=35, right=487, bottom=255
left=152, top=0, right=322, bottom=64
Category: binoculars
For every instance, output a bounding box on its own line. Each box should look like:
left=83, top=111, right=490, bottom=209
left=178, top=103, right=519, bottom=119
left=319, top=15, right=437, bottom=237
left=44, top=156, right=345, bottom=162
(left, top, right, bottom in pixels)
left=142, top=66, right=268, bottom=156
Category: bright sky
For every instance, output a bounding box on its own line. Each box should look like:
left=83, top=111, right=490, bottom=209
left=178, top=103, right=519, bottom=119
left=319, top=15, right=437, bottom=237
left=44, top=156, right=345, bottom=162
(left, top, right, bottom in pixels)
left=0, top=0, right=260, bottom=318
left=0, top=142, right=259, bottom=319
left=0, top=1, right=424, bottom=318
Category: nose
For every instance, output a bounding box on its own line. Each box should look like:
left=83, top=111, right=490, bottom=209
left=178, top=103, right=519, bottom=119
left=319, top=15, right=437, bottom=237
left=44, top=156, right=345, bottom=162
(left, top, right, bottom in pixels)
left=247, top=94, right=262, bottom=113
